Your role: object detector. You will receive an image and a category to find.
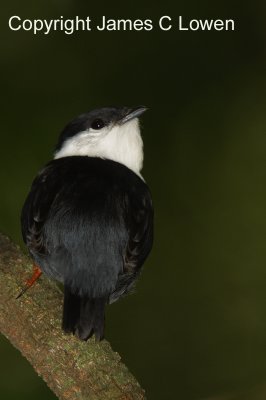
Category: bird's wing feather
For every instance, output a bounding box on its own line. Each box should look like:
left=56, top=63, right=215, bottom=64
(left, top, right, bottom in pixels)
left=110, top=183, right=154, bottom=302
left=21, top=163, right=58, bottom=256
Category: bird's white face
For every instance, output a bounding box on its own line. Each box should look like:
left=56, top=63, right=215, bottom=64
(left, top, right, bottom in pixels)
left=54, top=118, right=144, bottom=177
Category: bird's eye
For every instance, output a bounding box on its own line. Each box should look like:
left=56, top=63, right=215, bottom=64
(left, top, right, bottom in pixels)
left=91, top=119, right=105, bottom=130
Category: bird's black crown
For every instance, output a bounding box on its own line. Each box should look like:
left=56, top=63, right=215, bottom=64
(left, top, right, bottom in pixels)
left=55, top=106, right=146, bottom=153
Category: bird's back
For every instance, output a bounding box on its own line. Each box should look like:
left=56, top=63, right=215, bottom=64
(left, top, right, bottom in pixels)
left=22, top=156, right=152, bottom=298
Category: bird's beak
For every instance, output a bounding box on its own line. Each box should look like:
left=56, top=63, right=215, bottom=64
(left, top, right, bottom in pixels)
left=120, top=106, right=148, bottom=124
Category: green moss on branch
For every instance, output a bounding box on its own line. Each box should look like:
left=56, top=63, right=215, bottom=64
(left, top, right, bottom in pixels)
left=0, top=233, right=145, bottom=400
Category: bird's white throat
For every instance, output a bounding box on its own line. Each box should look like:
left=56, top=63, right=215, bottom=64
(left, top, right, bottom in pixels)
left=54, top=118, right=144, bottom=177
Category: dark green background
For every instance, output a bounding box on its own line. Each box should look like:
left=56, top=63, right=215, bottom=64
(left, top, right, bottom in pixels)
left=1, top=1, right=266, bottom=399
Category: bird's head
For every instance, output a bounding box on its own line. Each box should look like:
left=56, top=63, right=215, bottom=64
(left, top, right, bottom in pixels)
left=54, top=106, right=147, bottom=176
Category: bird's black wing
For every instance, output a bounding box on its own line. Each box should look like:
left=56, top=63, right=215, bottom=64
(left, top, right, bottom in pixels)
left=21, top=163, right=60, bottom=257
left=109, top=179, right=154, bottom=303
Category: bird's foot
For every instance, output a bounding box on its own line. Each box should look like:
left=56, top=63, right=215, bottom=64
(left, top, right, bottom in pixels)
left=16, top=264, right=42, bottom=299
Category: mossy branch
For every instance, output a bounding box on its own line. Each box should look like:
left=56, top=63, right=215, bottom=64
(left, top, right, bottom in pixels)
left=0, top=233, right=145, bottom=400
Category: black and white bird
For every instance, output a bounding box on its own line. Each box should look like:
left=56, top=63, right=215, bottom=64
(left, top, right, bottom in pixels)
left=20, top=106, right=153, bottom=341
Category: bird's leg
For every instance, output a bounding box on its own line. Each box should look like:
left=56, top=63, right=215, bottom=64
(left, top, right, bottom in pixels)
left=16, top=264, right=42, bottom=299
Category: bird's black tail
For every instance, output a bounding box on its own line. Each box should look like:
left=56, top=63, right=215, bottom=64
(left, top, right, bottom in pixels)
left=62, top=286, right=106, bottom=341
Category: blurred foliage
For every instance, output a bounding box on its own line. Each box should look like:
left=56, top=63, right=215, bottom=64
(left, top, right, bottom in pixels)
left=1, top=0, right=266, bottom=399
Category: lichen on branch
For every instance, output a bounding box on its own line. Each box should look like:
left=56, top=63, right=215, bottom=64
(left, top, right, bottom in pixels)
left=0, top=233, right=145, bottom=400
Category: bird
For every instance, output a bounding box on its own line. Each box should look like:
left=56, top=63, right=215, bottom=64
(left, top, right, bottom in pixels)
left=20, top=106, right=154, bottom=341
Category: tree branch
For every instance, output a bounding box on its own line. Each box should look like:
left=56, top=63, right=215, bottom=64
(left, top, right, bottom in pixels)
left=0, top=233, right=145, bottom=400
